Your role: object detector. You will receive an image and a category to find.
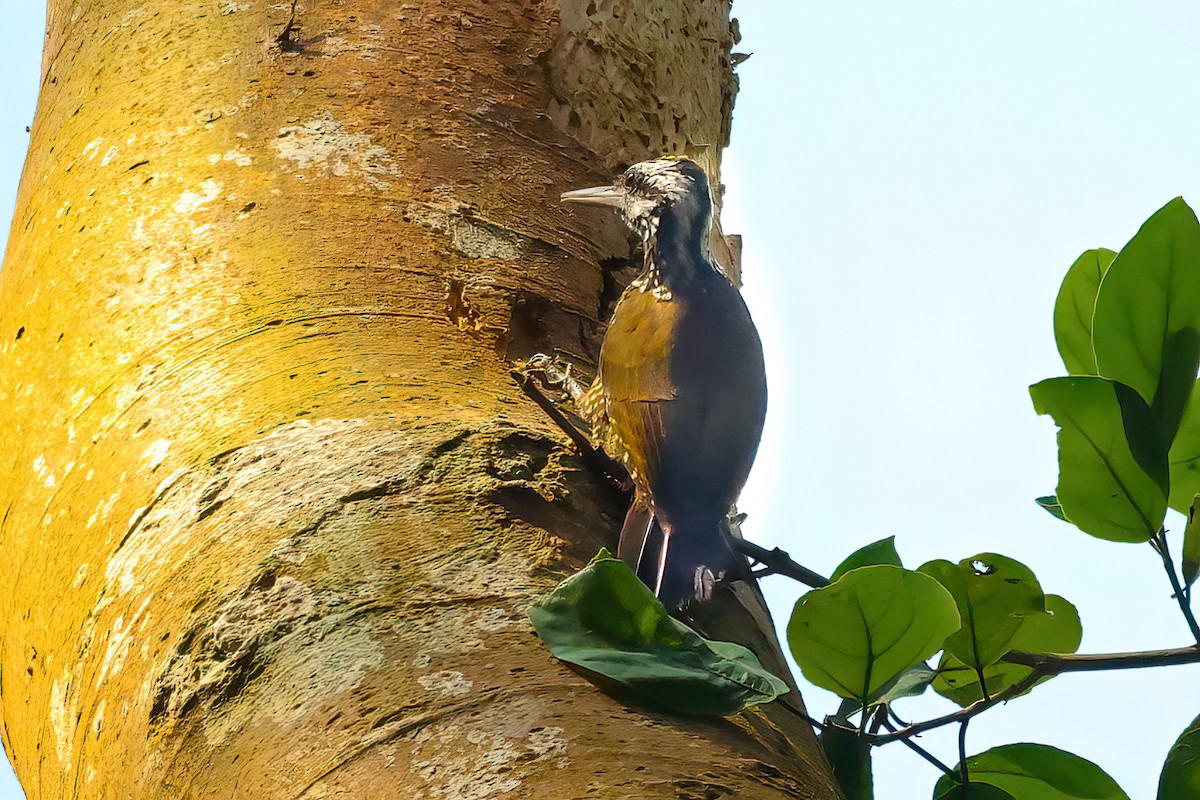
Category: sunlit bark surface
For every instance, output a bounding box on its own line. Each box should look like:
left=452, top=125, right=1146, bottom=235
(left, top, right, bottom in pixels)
left=0, top=1, right=840, bottom=797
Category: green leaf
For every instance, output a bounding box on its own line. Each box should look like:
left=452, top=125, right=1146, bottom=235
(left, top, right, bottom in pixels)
left=935, top=744, right=1130, bottom=800
left=1169, top=385, right=1200, bottom=512
left=934, top=784, right=1017, bottom=800
left=1092, top=197, right=1200, bottom=447
left=919, top=554, right=1046, bottom=673
left=831, top=536, right=903, bottom=582
left=1036, top=496, right=1068, bottom=521
left=1159, top=712, right=1200, bottom=800
left=528, top=550, right=789, bottom=715
left=933, top=594, right=1082, bottom=707
left=821, top=722, right=873, bottom=800
left=787, top=565, right=959, bottom=704
left=1030, top=376, right=1168, bottom=542
left=1185, top=497, right=1200, bottom=589
left=873, top=663, right=936, bottom=705
left=1054, top=247, right=1117, bottom=375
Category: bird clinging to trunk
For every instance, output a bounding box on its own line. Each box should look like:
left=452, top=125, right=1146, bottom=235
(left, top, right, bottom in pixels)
left=562, top=157, right=767, bottom=609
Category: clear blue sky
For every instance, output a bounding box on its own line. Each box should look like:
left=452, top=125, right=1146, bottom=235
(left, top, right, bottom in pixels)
left=4, top=3, right=1200, bottom=799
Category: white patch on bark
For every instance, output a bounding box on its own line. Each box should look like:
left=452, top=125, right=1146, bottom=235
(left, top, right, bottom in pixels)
left=93, top=699, right=106, bottom=737
left=409, top=698, right=570, bottom=799
left=142, top=438, right=171, bottom=471
left=321, top=24, right=384, bottom=61
left=526, top=726, right=568, bottom=760
left=404, top=203, right=524, bottom=260
left=50, top=672, right=79, bottom=764
left=273, top=112, right=401, bottom=188
left=33, top=453, right=56, bottom=487
left=222, top=149, right=253, bottom=166
left=95, top=595, right=153, bottom=687
left=254, top=620, right=386, bottom=735
left=417, top=670, right=473, bottom=698
left=173, top=180, right=222, bottom=215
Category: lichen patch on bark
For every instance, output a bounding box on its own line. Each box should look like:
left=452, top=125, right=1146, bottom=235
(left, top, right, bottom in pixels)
left=274, top=112, right=402, bottom=188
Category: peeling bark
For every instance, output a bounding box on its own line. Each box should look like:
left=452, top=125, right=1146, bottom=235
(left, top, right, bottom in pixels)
left=0, top=1, right=840, bottom=798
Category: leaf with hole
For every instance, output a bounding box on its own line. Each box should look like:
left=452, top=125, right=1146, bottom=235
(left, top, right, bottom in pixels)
left=935, top=744, right=1129, bottom=800
left=528, top=550, right=788, bottom=715
left=919, top=554, right=1046, bottom=675
left=1054, top=247, right=1117, bottom=375
left=1159, top=712, right=1200, bottom=800
left=1030, top=376, right=1168, bottom=542
left=1092, top=197, right=1200, bottom=447
left=831, top=536, right=903, bottom=582
left=787, top=565, right=959, bottom=704
left=933, top=594, right=1082, bottom=707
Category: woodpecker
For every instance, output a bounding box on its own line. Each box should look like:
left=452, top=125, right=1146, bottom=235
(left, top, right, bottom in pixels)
left=562, top=157, right=767, bottom=608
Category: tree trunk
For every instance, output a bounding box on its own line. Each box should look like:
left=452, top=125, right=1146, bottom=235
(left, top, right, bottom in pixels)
left=0, top=1, right=840, bottom=798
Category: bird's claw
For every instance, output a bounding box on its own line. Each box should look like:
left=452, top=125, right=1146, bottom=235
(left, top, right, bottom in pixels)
left=520, top=353, right=583, bottom=401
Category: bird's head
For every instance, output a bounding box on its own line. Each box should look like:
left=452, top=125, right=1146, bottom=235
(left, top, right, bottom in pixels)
left=561, top=157, right=712, bottom=241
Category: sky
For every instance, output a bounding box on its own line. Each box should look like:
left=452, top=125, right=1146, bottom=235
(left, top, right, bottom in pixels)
left=3, top=2, right=1200, bottom=798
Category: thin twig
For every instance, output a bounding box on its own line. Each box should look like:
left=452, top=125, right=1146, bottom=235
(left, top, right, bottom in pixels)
left=871, top=671, right=1044, bottom=744
left=1154, top=528, right=1200, bottom=643
left=878, top=719, right=958, bottom=779
left=957, top=719, right=970, bottom=793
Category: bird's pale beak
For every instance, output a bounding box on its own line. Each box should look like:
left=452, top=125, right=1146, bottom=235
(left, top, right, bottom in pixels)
left=560, top=185, right=625, bottom=207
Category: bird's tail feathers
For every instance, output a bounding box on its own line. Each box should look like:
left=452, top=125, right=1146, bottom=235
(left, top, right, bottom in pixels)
left=617, top=499, right=747, bottom=609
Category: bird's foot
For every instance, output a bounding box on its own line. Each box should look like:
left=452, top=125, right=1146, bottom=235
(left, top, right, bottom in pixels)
left=693, top=566, right=717, bottom=603
left=520, top=353, right=586, bottom=403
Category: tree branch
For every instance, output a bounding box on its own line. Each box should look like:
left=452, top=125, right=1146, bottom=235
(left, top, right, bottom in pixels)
left=1001, top=643, right=1200, bottom=672
left=735, top=539, right=829, bottom=588
left=874, top=643, right=1200, bottom=745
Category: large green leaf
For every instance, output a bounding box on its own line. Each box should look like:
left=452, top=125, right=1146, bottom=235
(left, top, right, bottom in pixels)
left=787, top=565, right=959, bottom=704
left=933, top=594, right=1082, bottom=707
left=1159, top=712, right=1200, bottom=800
left=934, top=784, right=1017, bottom=800
left=934, top=744, right=1130, bottom=800
left=528, top=550, right=789, bottom=715
left=1092, top=197, right=1200, bottom=447
left=831, top=536, right=903, bottom=582
left=1054, top=247, right=1117, bottom=375
left=919, top=554, right=1046, bottom=676
left=1030, top=376, right=1168, bottom=542
left=1170, top=387, right=1200, bottom=512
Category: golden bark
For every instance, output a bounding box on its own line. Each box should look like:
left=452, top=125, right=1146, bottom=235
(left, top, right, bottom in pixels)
left=0, top=1, right=841, bottom=798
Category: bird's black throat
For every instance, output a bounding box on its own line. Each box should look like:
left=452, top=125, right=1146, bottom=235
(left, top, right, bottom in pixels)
left=640, top=200, right=722, bottom=295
